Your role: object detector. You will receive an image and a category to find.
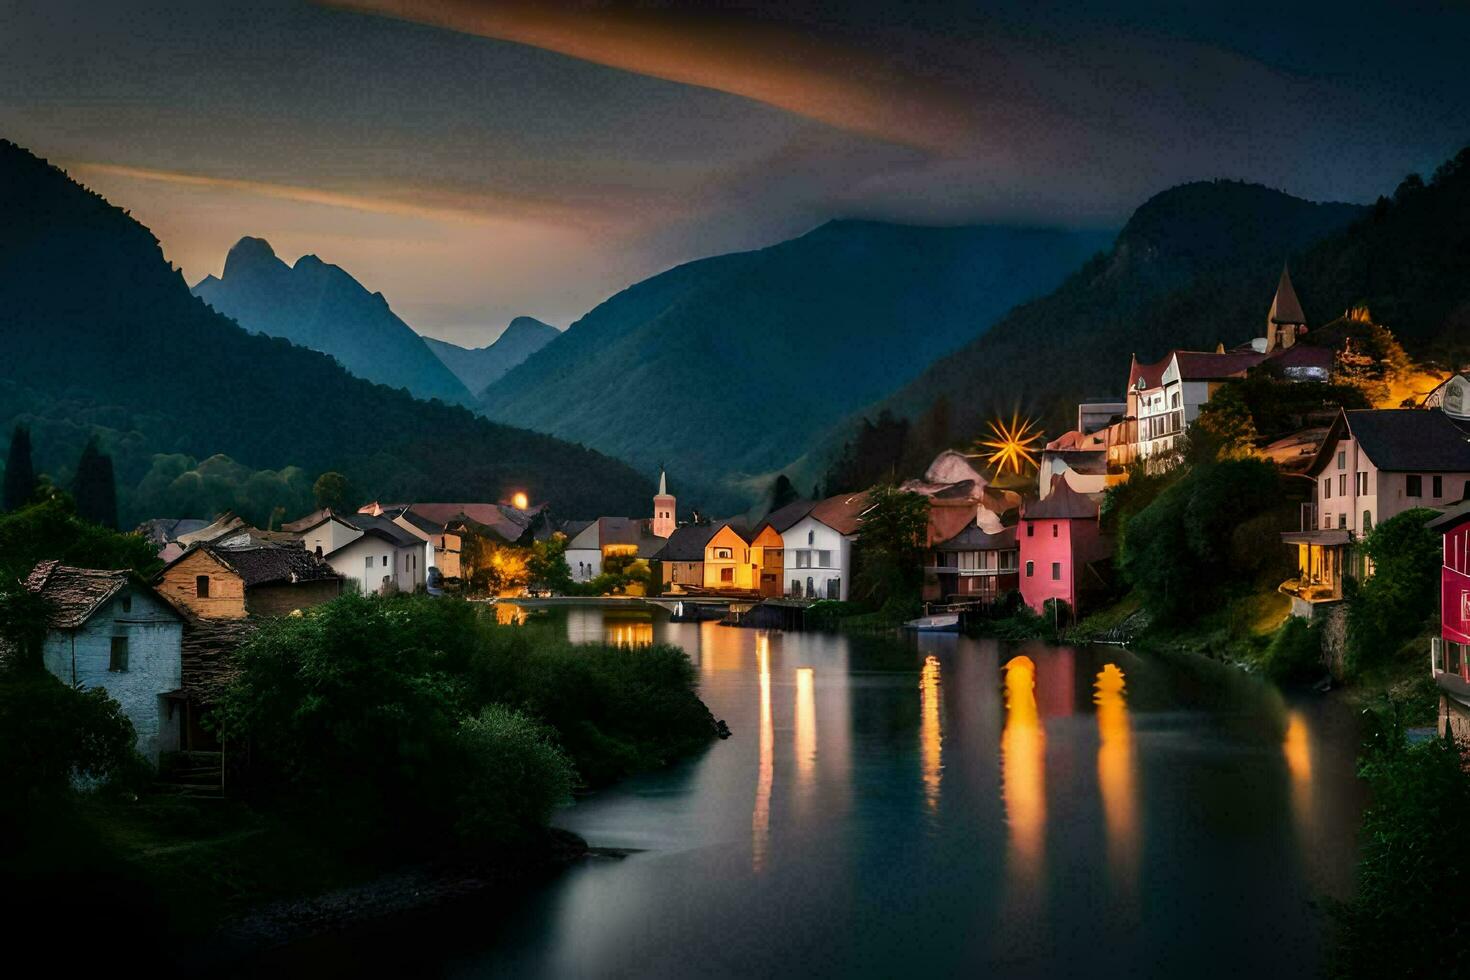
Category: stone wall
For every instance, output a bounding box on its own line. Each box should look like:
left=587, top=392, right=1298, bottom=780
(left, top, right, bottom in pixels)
left=1316, top=602, right=1349, bottom=679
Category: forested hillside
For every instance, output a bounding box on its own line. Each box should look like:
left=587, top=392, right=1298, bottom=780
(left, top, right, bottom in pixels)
left=0, top=140, right=652, bottom=524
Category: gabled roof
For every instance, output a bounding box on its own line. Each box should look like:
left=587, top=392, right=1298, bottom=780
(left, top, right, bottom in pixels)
left=1268, top=264, right=1306, bottom=326
left=654, top=524, right=717, bottom=561
left=1128, top=353, right=1172, bottom=391
left=375, top=502, right=545, bottom=545
left=760, top=499, right=816, bottom=534
left=1022, top=476, right=1099, bottom=520
left=25, top=560, right=180, bottom=629
left=282, top=508, right=332, bottom=533
left=805, top=492, right=870, bottom=535
left=1172, top=350, right=1267, bottom=381
left=1427, top=500, right=1470, bottom=534
left=211, top=545, right=342, bottom=587
left=1310, top=408, right=1470, bottom=475
left=934, top=520, right=1018, bottom=552
left=133, top=517, right=209, bottom=548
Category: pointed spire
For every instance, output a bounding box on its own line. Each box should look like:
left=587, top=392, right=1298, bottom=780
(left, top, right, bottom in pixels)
left=1268, top=262, right=1306, bottom=327
left=658, top=469, right=667, bottom=496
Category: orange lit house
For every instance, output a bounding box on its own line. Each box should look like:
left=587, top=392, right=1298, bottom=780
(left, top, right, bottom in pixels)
left=703, top=522, right=757, bottom=591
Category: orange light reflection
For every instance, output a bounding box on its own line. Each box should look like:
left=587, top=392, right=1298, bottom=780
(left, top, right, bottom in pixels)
left=1094, top=663, right=1137, bottom=893
left=753, top=634, right=773, bottom=872
left=919, top=655, right=943, bottom=813
left=1002, top=655, right=1045, bottom=884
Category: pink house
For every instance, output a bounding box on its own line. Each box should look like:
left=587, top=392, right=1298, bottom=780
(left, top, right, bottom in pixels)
left=1428, top=503, right=1470, bottom=739
left=1018, top=477, right=1112, bottom=617
left=1282, top=404, right=1470, bottom=617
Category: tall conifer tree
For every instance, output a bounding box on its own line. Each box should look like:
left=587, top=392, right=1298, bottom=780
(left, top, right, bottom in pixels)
left=2, top=424, right=36, bottom=511
left=73, top=436, right=118, bottom=529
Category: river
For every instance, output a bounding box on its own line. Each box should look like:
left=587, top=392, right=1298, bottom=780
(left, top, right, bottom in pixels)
left=278, top=604, right=1367, bottom=978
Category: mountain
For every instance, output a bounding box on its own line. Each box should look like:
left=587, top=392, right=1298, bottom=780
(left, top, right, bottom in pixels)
left=424, top=316, right=560, bottom=395
left=0, top=139, right=653, bottom=522
left=193, top=238, right=474, bottom=405
left=800, top=180, right=1374, bottom=483
left=479, top=221, right=1112, bottom=503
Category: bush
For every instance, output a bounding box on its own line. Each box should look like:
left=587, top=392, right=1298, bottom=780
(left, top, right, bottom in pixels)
left=453, top=705, right=574, bottom=846
left=1347, top=508, right=1440, bottom=674
left=0, top=669, right=138, bottom=806
left=1258, top=616, right=1321, bottom=684
left=1329, top=716, right=1470, bottom=978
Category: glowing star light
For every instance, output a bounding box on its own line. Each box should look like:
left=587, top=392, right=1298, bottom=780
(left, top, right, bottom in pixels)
left=511, top=492, right=529, bottom=510
left=979, top=414, right=1043, bottom=475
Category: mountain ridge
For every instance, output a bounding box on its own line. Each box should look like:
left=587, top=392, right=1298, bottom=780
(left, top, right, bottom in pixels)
left=424, top=316, right=560, bottom=395
left=194, top=237, right=474, bottom=405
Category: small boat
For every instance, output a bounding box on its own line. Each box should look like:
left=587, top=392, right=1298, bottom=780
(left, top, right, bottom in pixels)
left=903, top=613, right=960, bottom=633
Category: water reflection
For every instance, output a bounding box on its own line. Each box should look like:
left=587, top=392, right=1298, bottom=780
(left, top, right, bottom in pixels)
left=494, top=601, right=528, bottom=626
left=795, top=667, right=817, bottom=800
left=1283, top=710, right=1313, bottom=830
left=753, top=633, right=774, bottom=872
left=919, top=655, right=943, bottom=813
left=1093, top=663, right=1137, bottom=894
left=1001, top=655, right=1045, bottom=893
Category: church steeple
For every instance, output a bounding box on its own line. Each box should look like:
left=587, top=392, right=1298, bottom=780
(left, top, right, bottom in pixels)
left=1265, top=263, right=1306, bottom=352
left=653, top=468, right=675, bottom=538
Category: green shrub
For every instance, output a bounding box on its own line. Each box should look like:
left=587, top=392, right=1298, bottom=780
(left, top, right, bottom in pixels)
left=0, top=669, right=138, bottom=805
left=1259, top=616, right=1321, bottom=684
left=1347, top=508, right=1440, bottom=675
left=1329, top=716, right=1470, bottom=978
left=453, top=705, right=574, bottom=846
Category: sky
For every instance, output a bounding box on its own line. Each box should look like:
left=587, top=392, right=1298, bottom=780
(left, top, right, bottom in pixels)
left=3, top=0, right=1468, bottom=346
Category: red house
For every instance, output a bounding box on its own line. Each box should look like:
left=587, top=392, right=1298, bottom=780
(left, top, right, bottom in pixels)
left=1018, top=476, right=1113, bottom=618
left=1428, top=505, right=1470, bottom=730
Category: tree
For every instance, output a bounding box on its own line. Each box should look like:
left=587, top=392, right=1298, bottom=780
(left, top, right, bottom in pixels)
left=527, top=536, right=574, bottom=594
left=823, top=410, right=910, bottom=493
left=765, top=474, right=799, bottom=515
left=0, top=497, right=161, bottom=580
left=313, top=471, right=353, bottom=512
left=2, top=425, right=36, bottom=511
left=1347, top=507, right=1441, bottom=673
left=853, top=483, right=930, bottom=610
left=72, top=436, right=117, bottom=529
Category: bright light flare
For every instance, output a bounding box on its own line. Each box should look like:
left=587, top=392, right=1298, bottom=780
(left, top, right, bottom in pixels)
left=511, top=491, right=529, bottom=510
left=978, top=414, right=1043, bottom=475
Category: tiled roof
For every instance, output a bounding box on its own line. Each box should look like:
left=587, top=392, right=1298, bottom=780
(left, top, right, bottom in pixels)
left=1128, top=353, right=1172, bottom=391
left=761, top=499, right=816, bottom=533
left=340, top=513, right=423, bottom=547
left=1269, top=264, right=1307, bottom=325
left=1339, top=409, right=1470, bottom=473
left=934, top=521, right=1018, bottom=551
left=213, top=545, right=342, bottom=587
left=1023, top=476, right=1100, bottom=520
left=1172, top=350, right=1267, bottom=381
left=654, top=524, right=718, bottom=561
left=25, top=561, right=179, bottom=629
left=807, top=492, right=871, bottom=535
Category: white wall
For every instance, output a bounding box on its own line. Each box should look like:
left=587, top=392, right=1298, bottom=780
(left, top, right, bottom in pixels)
left=42, top=588, right=183, bottom=762
left=566, top=548, right=601, bottom=582
left=781, top=517, right=852, bottom=600
left=302, top=517, right=363, bottom=559
left=325, top=535, right=422, bottom=594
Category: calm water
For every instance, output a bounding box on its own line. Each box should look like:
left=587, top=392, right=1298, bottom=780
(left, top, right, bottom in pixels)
left=278, top=604, right=1366, bottom=978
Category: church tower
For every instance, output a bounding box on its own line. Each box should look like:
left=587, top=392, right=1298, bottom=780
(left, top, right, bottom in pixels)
left=652, top=469, right=676, bottom=538
left=1265, top=263, right=1307, bottom=352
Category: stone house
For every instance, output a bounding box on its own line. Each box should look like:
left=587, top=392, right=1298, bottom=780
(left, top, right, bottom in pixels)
left=155, top=542, right=342, bottom=619
left=26, top=560, right=185, bottom=761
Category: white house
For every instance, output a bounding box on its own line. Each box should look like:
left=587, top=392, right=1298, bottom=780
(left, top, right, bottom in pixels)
left=26, top=561, right=185, bottom=762
left=566, top=520, right=603, bottom=583
left=780, top=493, right=869, bottom=601
left=292, top=510, right=428, bottom=594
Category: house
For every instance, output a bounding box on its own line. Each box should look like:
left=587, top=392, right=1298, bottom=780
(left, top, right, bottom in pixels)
left=1128, top=349, right=1268, bottom=462
left=924, top=520, right=1019, bottom=603
left=1018, top=477, right=1112, bottom=617
left=385, top=507, right=447, bottom=581
left=156, top=542, right=343, bottom=619
left=565, top=516, right=664, bottom=583
left=26, top=560, right=185, bottom=761
left=703, top=522, right=757, bottom=591
left=1427, top=503, right=1470, bottom=740
left=134, top=518, right=210, bottom=562
left=291, top=509, right=428, bottom=594
left=174, top=511, right=299, bottom=551
left=654, top=524, right=717, bottom=592
left=782, top=493, right=869, bottom=600
left=1281, top=404, right=1470, bottom=617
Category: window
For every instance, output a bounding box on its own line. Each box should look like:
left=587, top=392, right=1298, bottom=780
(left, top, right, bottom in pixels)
left=1025, top=560, right=1034, bottom=577
left=715, top=547, right=732, bottom=560
left=1171, top=392, right=1180, bottom=408
left=109, top=636, right=129, bottom=672
left=195, top=575, right=210, bottom=598
left=1026, top=522, right=1034, bottom=537
left=1052, top=523, right=1058, bottom=538
left=1339, top=513, right=1347, bottom=529
left=1339, top=474, right=1347, bottom=496
left=365, top=555, right=374, bottom=569
left=382, top=555, right=388, bottom=568
left=1407, top=475, right=1423, bottom=497
left=1322, top=478, right=1331, bottom=500
left=1051, top=562, right=1061, bottom=581
left=817, top=550, right=831, bottom=567
left=1363, top=511, right=1373, bottom=533
left=1434, top=475, right=1443, bottom=498
left=1357, top=472, right=1368, bottom=495
left=315, top=545, right=323, bottom=557
left=808, top=530, right=815, bottom=546
left=120, top=593, right=132, bottom=614
left=1337, top=450, right=1346, bottom=470
left=720, top=567, right=734, bottom=583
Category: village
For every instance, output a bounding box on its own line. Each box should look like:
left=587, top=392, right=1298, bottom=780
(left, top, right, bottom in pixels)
left=12, top=266, right=1470, bottom=794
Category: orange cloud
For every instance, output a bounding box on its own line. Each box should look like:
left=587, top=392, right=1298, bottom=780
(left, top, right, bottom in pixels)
left=65, top=161, right=625, bottom=229
left=322, top=0, right=973, bottom=152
